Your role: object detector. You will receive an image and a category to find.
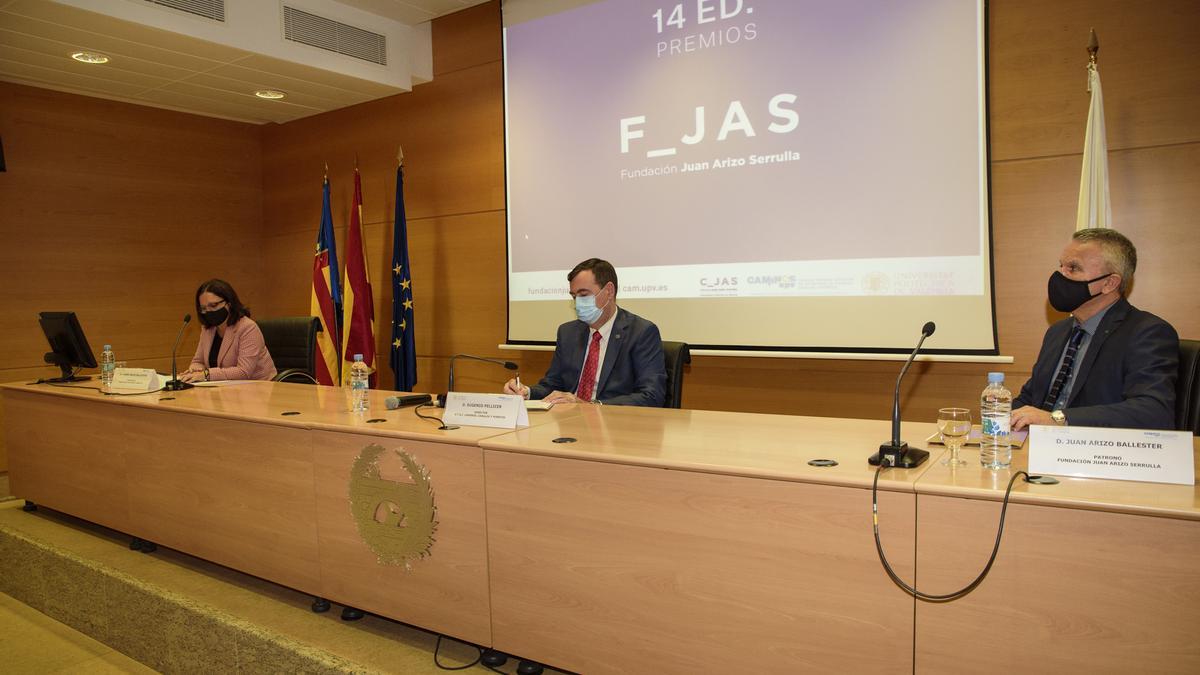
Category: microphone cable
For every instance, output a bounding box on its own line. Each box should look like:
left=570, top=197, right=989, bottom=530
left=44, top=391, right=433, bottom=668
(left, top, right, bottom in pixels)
left=872, top=458, right=1029, bottom=602
left=432, top=635, right=526, bottom=674
left=414, top=402, right=454, bottom=429
left=432, top=635, right=482, bottom=671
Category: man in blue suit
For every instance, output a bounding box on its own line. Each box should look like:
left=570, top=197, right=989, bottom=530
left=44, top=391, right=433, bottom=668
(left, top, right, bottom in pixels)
left=1011, top=228, right=1178, bottom=431
left=504, top=258, right=667, bottom=406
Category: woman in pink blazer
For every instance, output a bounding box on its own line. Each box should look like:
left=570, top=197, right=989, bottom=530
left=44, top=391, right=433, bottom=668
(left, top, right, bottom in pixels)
left=179, top=279, right=277, bottom=382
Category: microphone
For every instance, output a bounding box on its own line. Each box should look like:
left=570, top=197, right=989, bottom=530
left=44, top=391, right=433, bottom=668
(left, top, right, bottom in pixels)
left=869, top=321, right=935, bottom=468
left=385, top=394, right=433, bottom=409
left=163, top=314, right=194, bottom=391
left=442, top=354, right=519, bottom=406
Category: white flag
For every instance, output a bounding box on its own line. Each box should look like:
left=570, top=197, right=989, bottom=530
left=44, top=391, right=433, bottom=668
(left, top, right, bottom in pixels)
left=1075, top=63, right=1111, bottom=230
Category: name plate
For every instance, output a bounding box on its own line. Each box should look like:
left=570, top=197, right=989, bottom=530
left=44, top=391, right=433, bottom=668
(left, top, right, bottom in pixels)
left=109, top=367, right=159, bottom=391
left=443, top=392, right=529, bottom=429
left=1029, top=425, right=1195, bottom=486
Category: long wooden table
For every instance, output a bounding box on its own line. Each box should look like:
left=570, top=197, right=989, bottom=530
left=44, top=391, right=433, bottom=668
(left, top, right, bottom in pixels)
left=4, top=381, right=1198, bottom=673
left=1, top=380, right=578, bottom=647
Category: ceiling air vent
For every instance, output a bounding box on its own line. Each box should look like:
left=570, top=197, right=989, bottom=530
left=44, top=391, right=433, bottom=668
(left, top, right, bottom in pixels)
left=282, top=5, right=387, bottom=66
left=143, top=0, right=225, bottom=22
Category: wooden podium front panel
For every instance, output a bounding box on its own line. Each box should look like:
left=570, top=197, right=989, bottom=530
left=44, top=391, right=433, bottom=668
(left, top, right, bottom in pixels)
left=485, top=450, right=917, bottom=674
left=915, top=493, right=1200, bottom=673
left=3, top=388, right=324, bottom=594
left=311, top=431, right=492, bottom=645
left=5, top=391, right=133, bottom=532
left=120, top=406, right=322, bottom=595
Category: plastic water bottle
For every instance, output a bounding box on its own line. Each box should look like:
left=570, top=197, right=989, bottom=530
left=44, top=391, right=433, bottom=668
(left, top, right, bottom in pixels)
left=980, top=372, right=1013, bottom=469
left=100, top=344, right=116, bottom=385
left=349, top=354, right=370, bottom=413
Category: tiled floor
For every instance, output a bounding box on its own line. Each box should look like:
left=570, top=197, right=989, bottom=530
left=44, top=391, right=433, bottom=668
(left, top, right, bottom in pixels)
left=0, top=591, right=156, bottom=673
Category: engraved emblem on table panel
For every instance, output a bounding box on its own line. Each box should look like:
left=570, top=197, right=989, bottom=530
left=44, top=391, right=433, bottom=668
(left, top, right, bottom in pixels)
left=348, top=444, right=437, bottom=569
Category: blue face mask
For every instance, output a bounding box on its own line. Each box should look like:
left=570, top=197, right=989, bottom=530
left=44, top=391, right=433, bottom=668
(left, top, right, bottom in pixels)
left=574, top=291, right=608, bottom=324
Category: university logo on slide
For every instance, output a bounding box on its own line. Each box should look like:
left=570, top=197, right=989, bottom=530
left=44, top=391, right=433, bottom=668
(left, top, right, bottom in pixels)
left=348, top=444, right=437, bottom=569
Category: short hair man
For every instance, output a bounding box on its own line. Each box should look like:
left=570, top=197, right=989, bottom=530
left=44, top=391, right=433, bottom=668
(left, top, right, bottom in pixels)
left=1011, top=228, right=1178, bottom=431
left=505, top=258, right=667, bottom=406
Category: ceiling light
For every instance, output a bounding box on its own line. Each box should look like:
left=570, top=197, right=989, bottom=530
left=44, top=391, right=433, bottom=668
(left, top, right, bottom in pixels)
left=254, top=90, right=286, bottom=100
left=71, top=51, right=109, bottom=64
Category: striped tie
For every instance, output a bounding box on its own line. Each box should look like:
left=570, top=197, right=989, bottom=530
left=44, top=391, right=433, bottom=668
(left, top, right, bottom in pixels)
left=1042, top=326, right=1086, bottom=411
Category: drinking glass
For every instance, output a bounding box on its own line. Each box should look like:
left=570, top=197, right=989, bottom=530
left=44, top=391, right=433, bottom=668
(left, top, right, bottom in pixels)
left=937, top=408, right=971, bottom=467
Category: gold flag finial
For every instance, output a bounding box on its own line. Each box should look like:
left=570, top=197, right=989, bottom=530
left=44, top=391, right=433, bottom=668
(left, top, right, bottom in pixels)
left=397, top=145, right=404, bottom=167
left=1087, top=28, right=1099, bottom=65
left=323, top=161, right=329, bottom=180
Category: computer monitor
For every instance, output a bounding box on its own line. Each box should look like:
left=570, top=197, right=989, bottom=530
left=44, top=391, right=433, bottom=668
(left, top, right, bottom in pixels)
left=38, top=311, right=97, bottom=382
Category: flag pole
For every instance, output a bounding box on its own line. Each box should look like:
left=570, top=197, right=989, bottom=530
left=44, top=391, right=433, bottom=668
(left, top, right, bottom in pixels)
left=1086, top=28, right=1099, bottom=91
left=1075, top=27, right=1111, bottom=231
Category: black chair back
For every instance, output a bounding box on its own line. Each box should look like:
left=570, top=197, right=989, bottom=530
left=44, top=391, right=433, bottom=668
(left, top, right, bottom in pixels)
left=1178, top=339, right=1200, bottom=435
left=257, top=317, right=321, bottom=384
left=661, top=341, right=691, bottom=409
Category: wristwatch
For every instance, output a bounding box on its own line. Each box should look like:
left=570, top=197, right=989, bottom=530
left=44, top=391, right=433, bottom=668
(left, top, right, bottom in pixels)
left=1050, top=410, right=1067, bottom=426
left=203, top=368, right=210, bottom=382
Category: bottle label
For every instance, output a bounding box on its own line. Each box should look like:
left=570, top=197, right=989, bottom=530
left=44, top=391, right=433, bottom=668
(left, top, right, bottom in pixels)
left=983, top=414, right=1010, bottom=436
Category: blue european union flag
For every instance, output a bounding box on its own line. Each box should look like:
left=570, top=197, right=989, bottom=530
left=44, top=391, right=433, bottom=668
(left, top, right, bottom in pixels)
left=390, top=163, right=417, bottom=391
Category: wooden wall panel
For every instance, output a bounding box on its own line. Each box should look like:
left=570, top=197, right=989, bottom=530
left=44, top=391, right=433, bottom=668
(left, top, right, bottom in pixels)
left=432, top=0, right=502, bottom=76
left=990, top=0, right=1200, bottom=160
left=259, top=61, right=504, bottom=235
left=991, top=144, right=1200, bottom=375
left=0, top=82, right=263, bottom=471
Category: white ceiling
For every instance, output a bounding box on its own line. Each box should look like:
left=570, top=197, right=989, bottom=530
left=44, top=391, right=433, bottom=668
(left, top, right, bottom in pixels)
left=0, top=0, right=491, bottom=124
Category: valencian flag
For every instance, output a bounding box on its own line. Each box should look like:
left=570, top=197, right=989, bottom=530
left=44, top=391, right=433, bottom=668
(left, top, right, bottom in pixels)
left=1076, top=29, right=1111, bottom=231
left=390, top=151, right=417, bottom=391
left=341, top=168, right=378, bottom=387
left=310, top=174, right=342, bottom=385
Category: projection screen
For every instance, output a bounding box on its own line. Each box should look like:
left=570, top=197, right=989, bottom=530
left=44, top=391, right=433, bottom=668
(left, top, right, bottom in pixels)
left=504, top=0, right=996, bottom=354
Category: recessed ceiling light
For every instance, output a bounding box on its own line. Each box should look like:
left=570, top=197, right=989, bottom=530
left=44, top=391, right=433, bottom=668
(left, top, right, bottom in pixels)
left=71, top=51, right=109, bottom=64
left=254, top=89, right=286, bottom=100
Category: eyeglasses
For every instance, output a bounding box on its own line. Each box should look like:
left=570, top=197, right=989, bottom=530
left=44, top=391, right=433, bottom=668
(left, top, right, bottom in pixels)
left=201, top=300, right=227, bottom=312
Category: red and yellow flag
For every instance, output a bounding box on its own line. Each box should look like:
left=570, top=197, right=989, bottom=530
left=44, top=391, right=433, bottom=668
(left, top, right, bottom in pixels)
left=310, top=175, right=342, bottom=385
left=341, top=169, right=377, bottom=386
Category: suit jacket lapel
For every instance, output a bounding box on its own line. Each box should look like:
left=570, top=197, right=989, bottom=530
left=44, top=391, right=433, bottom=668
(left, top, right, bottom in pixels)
left=595, top=309, right=628, bottom=396
left=568, top=321, right=588, bottom=391
left=1067, top=298, right=1129, bottom=406
left=216, top=321, right=236, bottom=367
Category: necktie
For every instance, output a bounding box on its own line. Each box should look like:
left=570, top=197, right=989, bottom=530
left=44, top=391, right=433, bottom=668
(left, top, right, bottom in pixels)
left=576, top=331, right=602, bottom=402
left=1041, top=326, right=1086, bottom=411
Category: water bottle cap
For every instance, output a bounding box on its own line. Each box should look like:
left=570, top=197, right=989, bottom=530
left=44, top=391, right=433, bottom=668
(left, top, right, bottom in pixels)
left=103, top=344, right=111, bottom=350
left=354, top=354, right=363, bottom=362
left=988, top=372, right=1004, bottom=383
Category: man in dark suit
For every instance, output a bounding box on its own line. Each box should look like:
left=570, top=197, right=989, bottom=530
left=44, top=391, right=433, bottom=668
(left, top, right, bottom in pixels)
left=1011, top=228, right=1178, bottom=431
left=504, top=258, right=666, bottom=406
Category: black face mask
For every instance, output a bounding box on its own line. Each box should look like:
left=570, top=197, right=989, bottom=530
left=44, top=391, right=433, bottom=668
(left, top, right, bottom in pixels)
left=1047, top=271, right=1112, bottom=313
left=200, top=306, right=229, bottom=327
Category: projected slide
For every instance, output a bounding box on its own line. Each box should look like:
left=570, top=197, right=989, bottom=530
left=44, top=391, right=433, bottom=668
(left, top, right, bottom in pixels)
left=505, top=0, right=995, bottom=352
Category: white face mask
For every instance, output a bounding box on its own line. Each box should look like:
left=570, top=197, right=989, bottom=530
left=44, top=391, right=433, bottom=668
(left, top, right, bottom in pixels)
left=574, top=289, right=608, bottom=324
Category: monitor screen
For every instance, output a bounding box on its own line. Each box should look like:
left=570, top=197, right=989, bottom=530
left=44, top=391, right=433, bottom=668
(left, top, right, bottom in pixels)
left=38, top=311, right=97, bottom=382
